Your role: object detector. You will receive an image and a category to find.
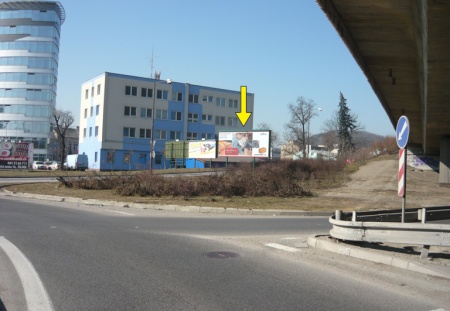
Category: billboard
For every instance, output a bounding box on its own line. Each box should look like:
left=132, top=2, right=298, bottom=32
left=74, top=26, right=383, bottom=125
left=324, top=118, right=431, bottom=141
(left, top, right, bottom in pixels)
left=0, top=142, right=33, bottom=169
left=188, top=140, right=216, bottom=159
left=218, top=131, right=270, bottom=158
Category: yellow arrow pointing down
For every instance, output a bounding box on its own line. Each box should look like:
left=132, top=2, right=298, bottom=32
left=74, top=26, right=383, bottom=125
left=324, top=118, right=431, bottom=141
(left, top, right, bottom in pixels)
left=236, top=86, right=252, bottom=126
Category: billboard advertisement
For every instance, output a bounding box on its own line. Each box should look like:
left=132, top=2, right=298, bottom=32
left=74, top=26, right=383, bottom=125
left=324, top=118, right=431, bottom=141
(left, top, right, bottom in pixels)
left=188, top=140, right=216, bottom=159
left=218, top=131, right=270, bottom=158
left=0, top=142, right=33, bottom=169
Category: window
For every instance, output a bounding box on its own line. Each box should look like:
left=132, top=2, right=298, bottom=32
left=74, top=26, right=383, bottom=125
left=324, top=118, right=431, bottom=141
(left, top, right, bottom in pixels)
left=139, top=128, right=151, bottom=138
left=90, top=106, right=93, bottom=117
left=203, top=95, right=213, bottom=103
left=141, top=87, right=153, bottom=98
left=124, top=106, right=136, bottom=116
left=85, top=89, right=88, bottom=99
left=123, top=127, right=136, bottom=137
left=170, top=111, right=182, bottom=121
left=156, top=89, right=168, bottom=99
left=202, top=114, right=213, bottom=122
left=215, top=116, right=225, bottom=126
left=156, top=109, right=168, bottom=120
left=125, top=86, right=137, bottom=96
left=155, top=154, right=162, bottom=165
left=228, top=117, right=238, bottom=127
left=187, top=132, right=198, bottom=140
left=96, top=105, right=99, bottom=115
left=140, top=108, right=152, bottom=118
left=188, top=94, right=199, bottom=103
left=97, top=84, right=101, bottom=95
left=123, top=153, right=130, bottom=164
left=89, top=127, right=92, bottom=137
left=107, top=151, right=115, bottom=163
left=201, top=133, right=214, bottom=140
left=188, top=113, right=198, bottom=123
left=84, top=108, right=87, bottom=118
left=155, top=130, right=167, bottom=140
left=91, top=87, right=94, bottom=97
left=216, top=97, right=226, bottom=107
left=229, top=99, right=238, bottom=108
left=95, top=152, right=98, bottom=162
left=83, top=128, right=86, bottom=137
left=95, top=126, right=98, bottom=136
left=172, top=91, right=182, bottom=101
left=170, top=131, right=182, bottom=140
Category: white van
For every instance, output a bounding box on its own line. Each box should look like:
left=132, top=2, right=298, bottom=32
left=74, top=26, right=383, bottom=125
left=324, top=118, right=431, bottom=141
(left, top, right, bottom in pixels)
left=64, top=154, right=88, bottom=171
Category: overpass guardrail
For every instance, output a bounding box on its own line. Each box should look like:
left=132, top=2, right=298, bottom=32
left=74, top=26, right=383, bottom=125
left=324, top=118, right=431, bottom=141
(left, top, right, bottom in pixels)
left=329, top=207, right=450, bottom=257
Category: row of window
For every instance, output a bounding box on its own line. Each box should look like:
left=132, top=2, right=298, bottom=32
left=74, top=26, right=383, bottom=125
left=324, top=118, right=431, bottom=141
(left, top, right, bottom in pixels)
left=0, top=136, right=48, bottom=149
left=83, top=126, right=99, bottom=138
left=0, top=72, right=57, bottom=86
left=0, top=120, right=51, bottom=133
left=0, top=41, right=59, bottom=54
left=0, top=25, right=60, bottom=39
left=125, top=85, right=177, bottom=101
left=84, top=105, right=100, bottom=118
left=122, top=127, right=212, bottom=140
left=203, top=96, right=239, bottom=109
left=0, top=57, right=58, bottom=70
left=84, top=84, right=102, bottom=99
left=0, top=104, right=52, bottom=117
left=122, top=105, right=241, bottom=126
left=0, top=88, right=56, bottom=101
left=0, top=10, right=61, bottom=24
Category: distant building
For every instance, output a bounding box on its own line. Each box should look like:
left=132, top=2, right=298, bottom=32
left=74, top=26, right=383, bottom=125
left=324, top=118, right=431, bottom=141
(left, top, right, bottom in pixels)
left=48, top=126, right=79, bottom=162
left=79, top=72, right=254, bottom=170
left=0, top=1, right=66, bottom=161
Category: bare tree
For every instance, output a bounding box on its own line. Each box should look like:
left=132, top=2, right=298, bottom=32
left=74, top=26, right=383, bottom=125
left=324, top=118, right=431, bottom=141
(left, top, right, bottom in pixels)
left=284, top=97, right=317, bottom=158
left=53, top=109, right=74, bottom=168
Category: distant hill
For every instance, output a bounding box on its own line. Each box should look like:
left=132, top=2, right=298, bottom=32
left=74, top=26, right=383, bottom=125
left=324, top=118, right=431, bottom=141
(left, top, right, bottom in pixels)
left=311, top=131, right=387, bottom=148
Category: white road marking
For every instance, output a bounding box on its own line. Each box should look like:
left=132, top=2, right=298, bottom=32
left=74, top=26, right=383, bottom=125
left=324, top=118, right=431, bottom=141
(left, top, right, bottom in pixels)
left=0, top=236, right=54, bottom=311
left=264, top=243, right=300, bottom=253
left=107, top=210, right=135, bottom=216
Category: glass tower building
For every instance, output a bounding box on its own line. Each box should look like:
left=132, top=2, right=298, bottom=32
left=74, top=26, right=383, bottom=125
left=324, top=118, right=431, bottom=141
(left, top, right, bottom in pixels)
left=0, top=1, right=65, bottom=161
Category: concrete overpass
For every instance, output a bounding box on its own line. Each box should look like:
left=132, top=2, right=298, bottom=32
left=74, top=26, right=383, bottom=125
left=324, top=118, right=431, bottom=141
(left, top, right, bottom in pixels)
left=316, top=0, right=450, bottom=185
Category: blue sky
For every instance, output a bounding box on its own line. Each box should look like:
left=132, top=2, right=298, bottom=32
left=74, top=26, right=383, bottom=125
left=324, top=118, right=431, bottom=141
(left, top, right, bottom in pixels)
left=56, top=0, right=395, bottom=139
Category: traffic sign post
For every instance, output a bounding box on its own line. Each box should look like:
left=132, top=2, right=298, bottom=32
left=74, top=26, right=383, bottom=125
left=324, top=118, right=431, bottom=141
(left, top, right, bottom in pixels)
left=396, top=116, right=409, bottom=223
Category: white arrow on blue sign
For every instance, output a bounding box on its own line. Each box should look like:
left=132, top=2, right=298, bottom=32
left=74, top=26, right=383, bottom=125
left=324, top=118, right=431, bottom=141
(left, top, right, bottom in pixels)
left=396, top=115, right=410, bottom=149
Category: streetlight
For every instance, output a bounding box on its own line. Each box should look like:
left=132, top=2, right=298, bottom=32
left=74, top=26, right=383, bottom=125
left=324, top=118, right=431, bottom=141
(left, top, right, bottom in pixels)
left=150, top=78, right=172, bottom=174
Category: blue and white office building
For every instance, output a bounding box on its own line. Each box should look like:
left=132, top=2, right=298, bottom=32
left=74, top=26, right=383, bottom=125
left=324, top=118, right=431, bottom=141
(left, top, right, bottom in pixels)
left=0, top=1, right=65, bottom=161
left=79, top=72, right=254, bottom=170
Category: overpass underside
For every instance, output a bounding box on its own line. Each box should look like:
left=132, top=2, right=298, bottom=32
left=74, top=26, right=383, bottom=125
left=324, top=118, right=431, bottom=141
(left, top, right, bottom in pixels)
left=316, top=0, right=450, bottom=184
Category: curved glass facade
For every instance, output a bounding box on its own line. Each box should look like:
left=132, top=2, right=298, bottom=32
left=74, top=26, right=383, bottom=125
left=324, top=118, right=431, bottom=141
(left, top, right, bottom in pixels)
left=0, top=1, right=65, bottom=161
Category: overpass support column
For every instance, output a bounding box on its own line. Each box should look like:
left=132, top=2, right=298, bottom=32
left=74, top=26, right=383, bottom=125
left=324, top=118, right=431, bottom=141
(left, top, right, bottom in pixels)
left=439, top=136, right=450, bottom=186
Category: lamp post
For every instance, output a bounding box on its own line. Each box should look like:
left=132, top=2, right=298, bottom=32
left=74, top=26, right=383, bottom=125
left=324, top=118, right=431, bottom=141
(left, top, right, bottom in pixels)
left=150, top=78, right=172, bottom=174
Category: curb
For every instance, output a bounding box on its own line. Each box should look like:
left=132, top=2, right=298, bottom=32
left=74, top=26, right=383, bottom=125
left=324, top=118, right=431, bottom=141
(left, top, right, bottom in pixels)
left=0, top=189, right=332, bottom=217
left=307, top=235, right=450, bottom=280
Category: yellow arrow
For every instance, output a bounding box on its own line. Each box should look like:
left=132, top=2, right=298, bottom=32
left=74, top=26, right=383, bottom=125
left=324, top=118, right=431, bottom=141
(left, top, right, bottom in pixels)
left=236, top=86, right=252, bottom=126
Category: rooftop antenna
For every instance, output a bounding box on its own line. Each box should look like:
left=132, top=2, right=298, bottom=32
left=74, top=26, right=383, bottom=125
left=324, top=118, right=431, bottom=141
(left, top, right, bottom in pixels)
left=150, top=48, right=154, bottom=79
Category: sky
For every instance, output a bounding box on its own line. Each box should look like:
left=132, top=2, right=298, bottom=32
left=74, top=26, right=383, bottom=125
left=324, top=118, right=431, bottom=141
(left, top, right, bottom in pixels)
left=56, top=0, right=395, bottom=139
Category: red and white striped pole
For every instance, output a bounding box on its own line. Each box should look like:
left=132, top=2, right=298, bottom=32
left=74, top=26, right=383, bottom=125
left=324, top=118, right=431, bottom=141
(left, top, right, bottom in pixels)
left=398, top=148, right=407, bottom=222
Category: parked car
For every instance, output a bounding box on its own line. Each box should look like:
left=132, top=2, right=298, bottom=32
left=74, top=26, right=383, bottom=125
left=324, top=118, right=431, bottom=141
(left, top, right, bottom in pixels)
left=65, top=154, right=88, bottom=171
left=32, top=161, right=46, bottom=170
left=45, top=161, right=61, bottom=170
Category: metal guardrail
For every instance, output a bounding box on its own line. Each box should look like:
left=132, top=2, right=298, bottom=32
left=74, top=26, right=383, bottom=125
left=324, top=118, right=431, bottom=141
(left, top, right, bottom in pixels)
left=329, top=207, right=450, bottom=251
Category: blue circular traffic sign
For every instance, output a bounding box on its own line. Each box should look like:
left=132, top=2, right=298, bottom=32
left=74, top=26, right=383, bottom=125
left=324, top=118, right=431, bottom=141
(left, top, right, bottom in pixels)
left=396, top=115, right=410, bottom=149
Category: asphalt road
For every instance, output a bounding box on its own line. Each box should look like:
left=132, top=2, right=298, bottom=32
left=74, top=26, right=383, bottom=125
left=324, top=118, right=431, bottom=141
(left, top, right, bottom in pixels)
left=0, top=196, right=449, bottom=311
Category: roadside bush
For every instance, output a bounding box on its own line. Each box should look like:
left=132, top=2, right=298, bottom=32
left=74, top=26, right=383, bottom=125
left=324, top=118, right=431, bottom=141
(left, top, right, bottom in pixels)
left=57, top=159, right=348, bottom=199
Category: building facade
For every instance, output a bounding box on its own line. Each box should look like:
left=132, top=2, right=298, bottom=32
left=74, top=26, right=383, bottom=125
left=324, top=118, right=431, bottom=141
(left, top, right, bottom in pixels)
left=0, top=1, right=65, bottom=161
left=79, top=72, right=254, bottom=171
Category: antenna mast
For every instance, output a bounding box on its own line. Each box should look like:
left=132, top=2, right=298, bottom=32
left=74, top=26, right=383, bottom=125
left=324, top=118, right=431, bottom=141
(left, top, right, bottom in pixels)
left=150, top=48, right=154, bottom=79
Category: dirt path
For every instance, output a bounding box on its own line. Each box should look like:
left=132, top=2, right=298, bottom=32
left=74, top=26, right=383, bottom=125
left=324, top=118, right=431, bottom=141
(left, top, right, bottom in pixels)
left=315, top=158, right=450, bottom=211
